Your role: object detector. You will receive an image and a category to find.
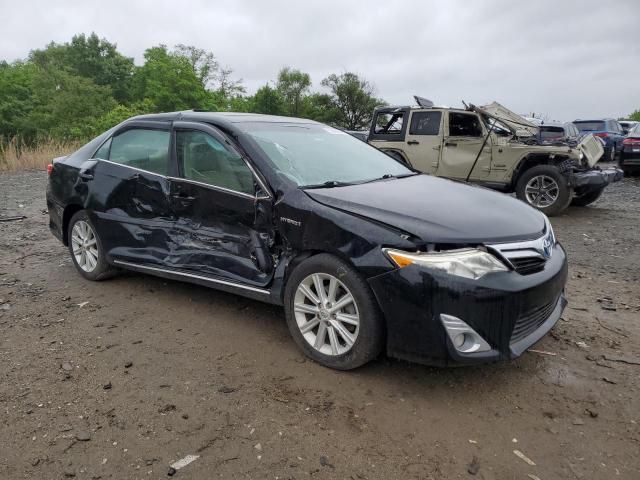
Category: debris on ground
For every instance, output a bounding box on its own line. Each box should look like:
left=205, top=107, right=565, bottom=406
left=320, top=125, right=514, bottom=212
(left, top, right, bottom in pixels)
left=513, top=450, right=536, bottom=466
left=467, top=455, right=480, bottom=475
left=168, top=454, right=199, bottom=475
left=0, top=215, right=27, bottom=222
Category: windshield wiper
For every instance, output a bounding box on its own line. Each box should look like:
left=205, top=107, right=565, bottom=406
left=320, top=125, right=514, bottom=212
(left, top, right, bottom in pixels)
left=300, top=180, right=357, bottom=189
left=360, top=172, right=419, bottom=184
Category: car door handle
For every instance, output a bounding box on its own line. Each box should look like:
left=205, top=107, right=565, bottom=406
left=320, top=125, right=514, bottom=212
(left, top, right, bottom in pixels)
left=171, top=193, right=196, bottom=201
left=79, top=170, right=94, bottom=181
left=445, top=142, right=457, bottom=147
left=407, top=140, right=420, bottom=145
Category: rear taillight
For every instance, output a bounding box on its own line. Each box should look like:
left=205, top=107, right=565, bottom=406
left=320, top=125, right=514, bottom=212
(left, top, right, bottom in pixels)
left=47, top=163, right=54, bottom=176
left=594, top=132, right=609, bottom=138
left=623, top=137, right=640, bottom=145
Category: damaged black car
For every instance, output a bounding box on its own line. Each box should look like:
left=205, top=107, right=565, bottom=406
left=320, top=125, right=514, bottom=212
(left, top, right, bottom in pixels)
left=46, top=112, right=568, bottom=369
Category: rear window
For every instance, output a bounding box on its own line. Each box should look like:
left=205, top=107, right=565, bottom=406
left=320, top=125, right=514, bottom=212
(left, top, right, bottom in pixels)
left=574, top=121, right=605, bottom=132
left=539, top=126, right=564, bottom=139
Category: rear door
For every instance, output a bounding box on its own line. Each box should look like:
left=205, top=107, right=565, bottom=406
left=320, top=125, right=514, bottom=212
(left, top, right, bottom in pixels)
left=168, top=121, right=274, bottom=287
left=438, top=111, right=491, bottom=180
left=402, top=110, right=443, bottom=174
left=87, top=121, right=176, bottom=265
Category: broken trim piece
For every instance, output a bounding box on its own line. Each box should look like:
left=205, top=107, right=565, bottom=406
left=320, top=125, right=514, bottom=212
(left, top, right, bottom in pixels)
left=112, top=260, right=271, bottom=295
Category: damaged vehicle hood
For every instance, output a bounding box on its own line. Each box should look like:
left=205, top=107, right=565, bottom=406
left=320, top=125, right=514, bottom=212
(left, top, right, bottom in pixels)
left=477, top=101, right=540, bottom=137
left=305, top=174, right=546, bottom=244
left=576, top=134, right=604, bottom=167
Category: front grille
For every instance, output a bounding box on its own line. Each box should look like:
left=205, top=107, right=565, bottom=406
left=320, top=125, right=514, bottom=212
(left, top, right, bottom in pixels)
left=510, top=298, right=557, bottom=344
left=509, top=256, right=546, bottom=275
left=487, top=226, right=554, bottom=276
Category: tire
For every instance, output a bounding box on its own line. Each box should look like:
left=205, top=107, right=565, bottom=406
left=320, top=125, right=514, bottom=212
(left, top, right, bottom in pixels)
left=571, top=187, right=604, bottom=207
left=515, top=165, right=572, bottom=217
left=384, top=150, right=411, bottom=167
left=67, top=210, right=117, bottom=281
left=284, top=253, right=384, bottom=370
left=622, top=166, right=639, bottom=177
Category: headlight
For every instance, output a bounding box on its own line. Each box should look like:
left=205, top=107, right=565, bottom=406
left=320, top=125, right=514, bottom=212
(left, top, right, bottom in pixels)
left=384, top=248, right=509, bottom=280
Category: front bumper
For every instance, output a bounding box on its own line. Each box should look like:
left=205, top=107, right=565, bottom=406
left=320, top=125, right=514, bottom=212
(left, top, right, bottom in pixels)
left=572, top=167, right=623, bottom=192
left=368, top=243, right=568, bottom=366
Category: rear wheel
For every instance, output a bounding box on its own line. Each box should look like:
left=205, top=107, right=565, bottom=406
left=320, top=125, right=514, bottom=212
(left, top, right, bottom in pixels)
left=571, top=187, right=604, bottom=207
left=284, top=254, right=384, bottom=370
left=67, top=210, right=117, bottom=281
left=515, top=165, right=572, bottom=216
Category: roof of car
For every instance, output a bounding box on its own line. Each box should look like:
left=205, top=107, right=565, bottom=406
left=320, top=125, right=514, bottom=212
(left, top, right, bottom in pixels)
left=573, top=118, right=616, bottom=122
left=375, top=105, right=468, bottom=113
left=131, top=111, right=320, bottom=125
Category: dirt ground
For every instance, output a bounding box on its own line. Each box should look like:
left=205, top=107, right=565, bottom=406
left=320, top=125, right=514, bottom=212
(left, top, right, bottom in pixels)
left=1, top=165, right=639, bottom=480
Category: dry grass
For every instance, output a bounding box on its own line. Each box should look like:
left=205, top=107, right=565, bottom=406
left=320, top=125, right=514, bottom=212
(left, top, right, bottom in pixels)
left=0, top=137, right=81, bottom=172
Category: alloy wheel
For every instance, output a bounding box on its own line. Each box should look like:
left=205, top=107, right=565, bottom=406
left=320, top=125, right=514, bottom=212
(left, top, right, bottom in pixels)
left=524, top=175, right=560, bottom=208
left=293, top=273, right=360, bottom=356
left=71, top=220, right=99, bottom=273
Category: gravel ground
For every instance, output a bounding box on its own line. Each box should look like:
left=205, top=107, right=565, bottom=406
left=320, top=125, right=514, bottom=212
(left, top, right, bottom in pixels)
left=1, top=166, right=639, bottom=480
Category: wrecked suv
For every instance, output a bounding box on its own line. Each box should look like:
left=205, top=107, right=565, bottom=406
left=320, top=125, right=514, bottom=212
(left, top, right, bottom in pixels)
left=47, top=112, right=567, bottom=370
left=369, top=98, right=623, bottom=216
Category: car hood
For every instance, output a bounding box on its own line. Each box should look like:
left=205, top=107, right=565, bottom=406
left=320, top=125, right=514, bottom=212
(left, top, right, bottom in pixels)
left=305, top=174, right=546, bottom=244
left=478, top=101, right=540, bottom=137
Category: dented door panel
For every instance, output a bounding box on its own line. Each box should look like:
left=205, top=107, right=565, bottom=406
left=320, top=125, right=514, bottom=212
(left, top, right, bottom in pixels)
left=166, top=180, right=274, bottom=287
left=88, top=161, right=175, bottom=265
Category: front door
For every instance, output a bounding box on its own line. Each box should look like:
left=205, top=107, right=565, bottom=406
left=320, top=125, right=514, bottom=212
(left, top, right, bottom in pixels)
left=87, top=122, right=176, bottom=264
left=167, top=122, right=274, bottom=287
left=438, top=112, right=492, bottom=180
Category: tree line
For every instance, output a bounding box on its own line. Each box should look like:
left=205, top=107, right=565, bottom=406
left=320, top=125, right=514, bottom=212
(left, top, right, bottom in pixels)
left=0, top=33, right=385, bottom=145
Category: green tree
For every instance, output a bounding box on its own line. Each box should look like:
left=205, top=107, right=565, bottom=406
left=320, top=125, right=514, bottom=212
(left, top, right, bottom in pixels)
left=320, top=72, right=384, bottom=130
left=251, top=84, right=286, bottom=115
left=277, top=67, right=311, bottom=117
left=29, top=33, right=134, bottom=103
left=0, top=61, right=37, bottom=139
left=28, top=67, right=116, bottom=139
left=173, top=44, right=219, bottom=89
left=301, top=93, right=339, bottom=124
left=629, top=110, right=640, bottom=122
left=131, top=45, right=212, bottom=112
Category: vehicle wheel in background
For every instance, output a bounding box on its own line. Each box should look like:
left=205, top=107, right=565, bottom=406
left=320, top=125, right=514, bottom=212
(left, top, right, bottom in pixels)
left=515, top=165, right=572, bottom=216
left=571, top=187, right=604, bottom=207
left=622, top=166, right=639, bottom=177
left=384, top=150, right=412, bottom=168
left=284, top=254, right=384, bottom=370
left=67, top=210, right=117, bottom=281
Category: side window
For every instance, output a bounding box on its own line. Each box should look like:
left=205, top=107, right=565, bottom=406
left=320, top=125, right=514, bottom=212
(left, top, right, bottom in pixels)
left=94, top=138, right=112, bottom=160
left=176, top=130, right=254, bottom=195
left=374, top=112, right=405, bottom=134
left=109, top=129, right=170, bottom=175
left=409, top=111, right=442, bottom=135
left=449, top=113, right=483, bottom=137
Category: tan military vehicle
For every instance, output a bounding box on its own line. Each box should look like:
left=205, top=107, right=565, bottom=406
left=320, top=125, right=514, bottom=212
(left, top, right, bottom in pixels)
left=367, top=97, right=622, bottom=216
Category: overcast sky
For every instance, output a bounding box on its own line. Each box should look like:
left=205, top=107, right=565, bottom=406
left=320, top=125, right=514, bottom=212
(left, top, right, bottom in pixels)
left=1, top=0, right=638, bottom=121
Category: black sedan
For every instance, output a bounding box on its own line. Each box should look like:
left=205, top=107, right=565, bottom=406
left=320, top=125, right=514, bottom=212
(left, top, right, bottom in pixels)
left=620, top=123, right=640, bottom=176
left=46, top=112, right=568, bottom=369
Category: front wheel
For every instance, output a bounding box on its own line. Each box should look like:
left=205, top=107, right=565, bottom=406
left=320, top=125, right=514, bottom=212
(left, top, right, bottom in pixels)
left=571, top=187, right=604, bottom=207
left=284, top=254, right=384, bottom=370
left=515, top=165, right=572, bottom=216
